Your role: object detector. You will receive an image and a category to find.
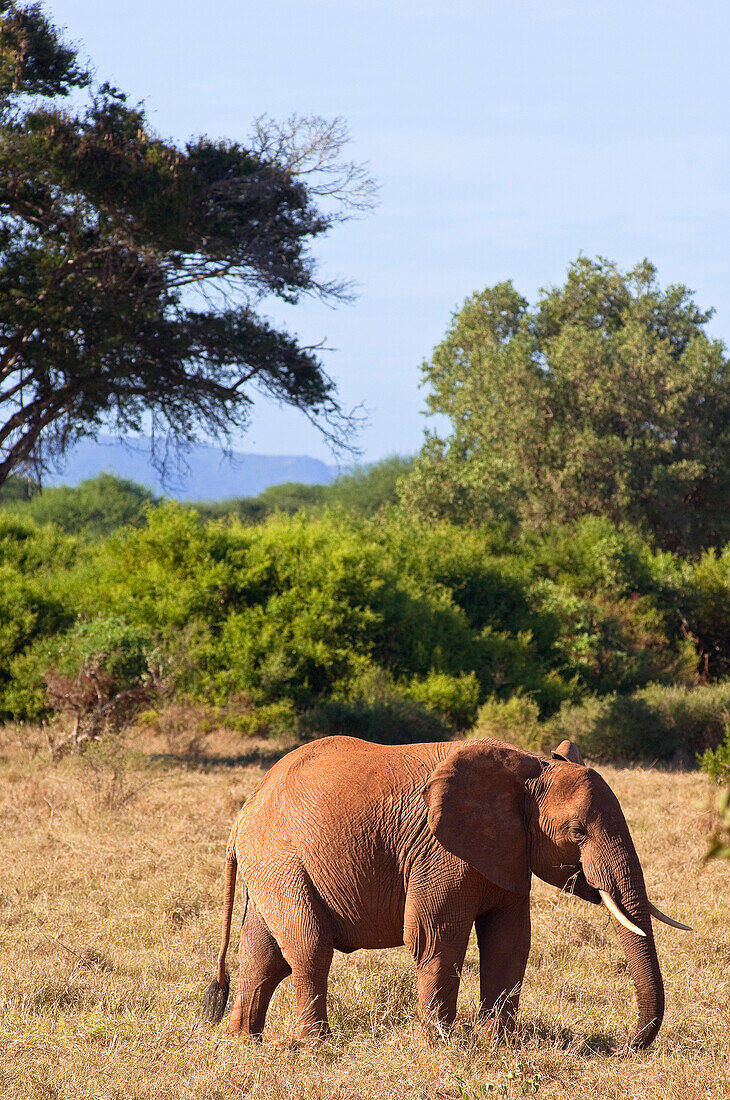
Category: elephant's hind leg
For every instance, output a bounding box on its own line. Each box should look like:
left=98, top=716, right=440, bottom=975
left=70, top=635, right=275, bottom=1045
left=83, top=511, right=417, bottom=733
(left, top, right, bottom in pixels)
left=282, top=916, right=334, bottom=1039
left=271, top=886, right=334, bottom=1038
left=248, top=861, right=335, bottom=1039
left=229, top=899, right=291, bottom=1038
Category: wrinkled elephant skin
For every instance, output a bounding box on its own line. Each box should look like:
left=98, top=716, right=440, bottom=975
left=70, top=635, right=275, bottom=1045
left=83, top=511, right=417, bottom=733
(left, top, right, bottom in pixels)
left=202, top=736, right=669, bottom=1048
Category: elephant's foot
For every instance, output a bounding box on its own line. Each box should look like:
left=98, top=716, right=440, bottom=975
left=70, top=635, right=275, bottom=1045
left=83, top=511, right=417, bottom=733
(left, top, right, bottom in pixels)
left=228, top=996, right=265, bottom=1040
left=294, top=1016, right=331, bottom=1043
left=477, top=1010, right=519, bottom=1045
left=412, top=1006, right=456, bottom=1045
left=227, top=1022, right=263, bottom=1043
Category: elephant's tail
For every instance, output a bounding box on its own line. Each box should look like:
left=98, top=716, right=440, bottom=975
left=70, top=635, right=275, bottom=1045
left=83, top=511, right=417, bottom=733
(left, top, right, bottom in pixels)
left=201, top=822, right=238, bottom=1024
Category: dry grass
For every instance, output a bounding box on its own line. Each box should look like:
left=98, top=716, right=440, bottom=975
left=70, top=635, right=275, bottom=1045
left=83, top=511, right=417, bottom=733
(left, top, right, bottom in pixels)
left=1, top=722, right=728, bottom=1099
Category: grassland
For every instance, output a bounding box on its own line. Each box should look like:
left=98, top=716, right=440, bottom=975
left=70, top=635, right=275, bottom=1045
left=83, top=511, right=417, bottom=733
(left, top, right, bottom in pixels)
left=1, top=723, right=728, bottom=1100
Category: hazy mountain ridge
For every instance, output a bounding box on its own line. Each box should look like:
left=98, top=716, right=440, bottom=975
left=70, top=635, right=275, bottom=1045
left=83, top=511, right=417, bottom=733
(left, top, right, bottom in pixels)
left=46, top=436, right=338, bottom=500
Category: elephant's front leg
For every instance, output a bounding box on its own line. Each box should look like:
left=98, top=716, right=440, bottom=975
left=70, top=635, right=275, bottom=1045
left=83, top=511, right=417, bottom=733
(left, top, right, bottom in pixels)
left=405, top=904, right=473, bottom=1028
left=413, top=939, right=471, bottom=1027
left=404, top=864, right=478, bottom=1028
left=475, top=897, right=531, bottom=1037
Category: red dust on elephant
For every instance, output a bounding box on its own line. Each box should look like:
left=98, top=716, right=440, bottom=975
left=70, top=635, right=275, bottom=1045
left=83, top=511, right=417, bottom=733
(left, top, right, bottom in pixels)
left=202, top=736, right=690, bottom=1046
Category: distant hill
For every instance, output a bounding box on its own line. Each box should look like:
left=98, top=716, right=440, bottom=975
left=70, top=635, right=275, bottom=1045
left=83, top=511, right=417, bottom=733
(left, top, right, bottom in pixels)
left=45, top=436, right=338, bottom=500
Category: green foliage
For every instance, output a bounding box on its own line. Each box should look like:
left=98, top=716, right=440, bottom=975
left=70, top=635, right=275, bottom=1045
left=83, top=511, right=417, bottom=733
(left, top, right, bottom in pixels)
left=682, top=546, right=730, bottom=679
left=0, top=474, right=157, bottom=537
left=43, top=616, right=151, bottom=689
left=365, top=516, right=570, bottom=709
left=469, top=694, right=544, bottom=752
left=221, top=698, right=297, bottom=739
left=402, top=257, right=730, bottom=553
left=4, top=613, right=153, bottom=721
left=699, top=726, right=730, bottom=784
left=85, top=506, right=555, bottom=713
left=300, top=694, right=448, bottom=745
left=553, top=682, right=730, bottom=762
left=0, top=3, right=374, bottom=487
left=0, top=512, right=80, bottom=713
left=0, top=0, right=90, bottom=96
left=399, top=671, right=480, bottom=730
left=522, top=515, right=669, bottom=598
left=192, top=457, right=414, bottom=524
left=327, top=456, right=413, bottom=515
left=194, top=482, right=328, bottom=524
left=0, top=509, right=78, bottom=571
left=4, top=496, right=730, bottom=761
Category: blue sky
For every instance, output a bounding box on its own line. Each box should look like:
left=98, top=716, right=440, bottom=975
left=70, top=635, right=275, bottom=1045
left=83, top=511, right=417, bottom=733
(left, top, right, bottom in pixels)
left=44, top=0, right=730, bottom=465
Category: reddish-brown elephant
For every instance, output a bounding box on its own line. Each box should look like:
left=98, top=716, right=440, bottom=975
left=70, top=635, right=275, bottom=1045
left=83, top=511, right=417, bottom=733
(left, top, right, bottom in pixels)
left=202, top=735, right=689, bottom=1046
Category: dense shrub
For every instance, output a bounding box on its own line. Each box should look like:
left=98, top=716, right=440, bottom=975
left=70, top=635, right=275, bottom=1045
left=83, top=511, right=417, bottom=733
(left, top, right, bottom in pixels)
left=523, top=516, right=695, bottom=696
left=4, top=615, right=154, bottom=728
left=521, top=516, right=671, bottom=598
left=399, top=671, right=480, bottom=730
left=468, top=694, right=544, bottom=752
left=5, top=499, right=730, bottom=760
left=88, top=506, right=573, bottom=713
left=0, top=516, right=82, bottom=714
left=299, top=695, right=448, bottom=745
left=699, top=727, right=730, bottom=783
left=0, top=475, right=157, bottom=538
left=552, top=682, right=730, bottom=762
left=683, top=546, right=730, bottom=679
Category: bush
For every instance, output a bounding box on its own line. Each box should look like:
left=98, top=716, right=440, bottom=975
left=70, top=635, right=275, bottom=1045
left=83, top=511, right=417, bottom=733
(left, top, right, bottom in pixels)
left=400, top=671, right=480, bottom=730
left=0, top=474, right=157, bottom=538
left=468, top=694, right=544, bottom=752
left=227, top=699, right=298, bottom=739
left=95, top=506, right=573, bottom=712
left=552, top=681, right=730, bottom=762
left=300, top=695, right=448, bottom=745
left=699, top=727, right=730, bottom=783
left=0, top=515, right=83, bottom=715
left=5, top=499, right=730, bottom=752
left=6, top=615, right=154, bottom=745
left=523, top=516, right=662, bottom=598
left=299, top=665, right=449, bottom=744
left=684, top=546, right=730, bottom=679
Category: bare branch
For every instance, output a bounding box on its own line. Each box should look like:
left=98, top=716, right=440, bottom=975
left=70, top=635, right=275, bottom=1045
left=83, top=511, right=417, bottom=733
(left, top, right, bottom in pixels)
left=250, top=114, right=379, bottom=216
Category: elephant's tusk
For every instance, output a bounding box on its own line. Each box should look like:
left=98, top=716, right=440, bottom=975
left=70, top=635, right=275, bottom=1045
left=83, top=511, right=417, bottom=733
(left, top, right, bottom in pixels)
left=648, top=901, right=692, bottom=931
left=599, top=890, right=646, bottom=937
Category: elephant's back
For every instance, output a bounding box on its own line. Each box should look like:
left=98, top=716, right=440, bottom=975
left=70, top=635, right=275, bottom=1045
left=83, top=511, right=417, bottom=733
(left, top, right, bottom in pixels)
left=234, top=736, right=455, bottom=950
left=239, top=739, right=448, bottom=831
left=240, top=736, right=451, bottom=829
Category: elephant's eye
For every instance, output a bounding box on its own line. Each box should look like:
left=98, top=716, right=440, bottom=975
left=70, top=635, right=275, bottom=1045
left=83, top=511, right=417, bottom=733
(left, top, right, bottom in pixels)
left=568, top=821, right=587, bottom=843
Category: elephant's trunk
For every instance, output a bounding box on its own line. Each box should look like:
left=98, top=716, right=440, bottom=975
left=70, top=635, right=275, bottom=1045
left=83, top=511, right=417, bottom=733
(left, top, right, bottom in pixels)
left=584, top=843, right=664, bottom=1049
left=612, top=904, right=664, bottom=1049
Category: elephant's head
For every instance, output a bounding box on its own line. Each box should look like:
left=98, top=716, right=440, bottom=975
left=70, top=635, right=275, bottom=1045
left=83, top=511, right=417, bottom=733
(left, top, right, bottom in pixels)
left=424, top=737, right=689, bottom=1049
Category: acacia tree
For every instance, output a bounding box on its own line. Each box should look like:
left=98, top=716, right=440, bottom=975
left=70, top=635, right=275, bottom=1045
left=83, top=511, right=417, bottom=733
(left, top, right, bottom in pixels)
left=0, top=2, right=375, bottom=486
left=402, top=257, right=730, bottom=553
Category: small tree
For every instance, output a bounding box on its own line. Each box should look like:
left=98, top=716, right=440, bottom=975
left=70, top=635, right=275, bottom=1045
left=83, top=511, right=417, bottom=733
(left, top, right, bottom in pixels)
left=402, top=257, right=730, bottom=553
left=0, top=2, right=375, bottom=486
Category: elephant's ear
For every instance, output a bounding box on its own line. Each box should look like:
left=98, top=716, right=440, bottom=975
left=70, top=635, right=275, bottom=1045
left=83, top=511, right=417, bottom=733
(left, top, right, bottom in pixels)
left=551, top=740, right=584, bottom=765
left=423, top=739, right=540, bottom=896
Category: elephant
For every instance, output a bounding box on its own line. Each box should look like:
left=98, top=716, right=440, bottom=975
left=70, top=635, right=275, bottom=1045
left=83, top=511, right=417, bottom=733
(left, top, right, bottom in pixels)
left=202, top=735, right=690, bottom=1047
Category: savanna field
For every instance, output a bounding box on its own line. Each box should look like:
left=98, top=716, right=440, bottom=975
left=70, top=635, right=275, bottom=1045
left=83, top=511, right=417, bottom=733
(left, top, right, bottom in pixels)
left=1, top=722, right=728, bottom=1100
left=4, top=7, right=730, bottom=1098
